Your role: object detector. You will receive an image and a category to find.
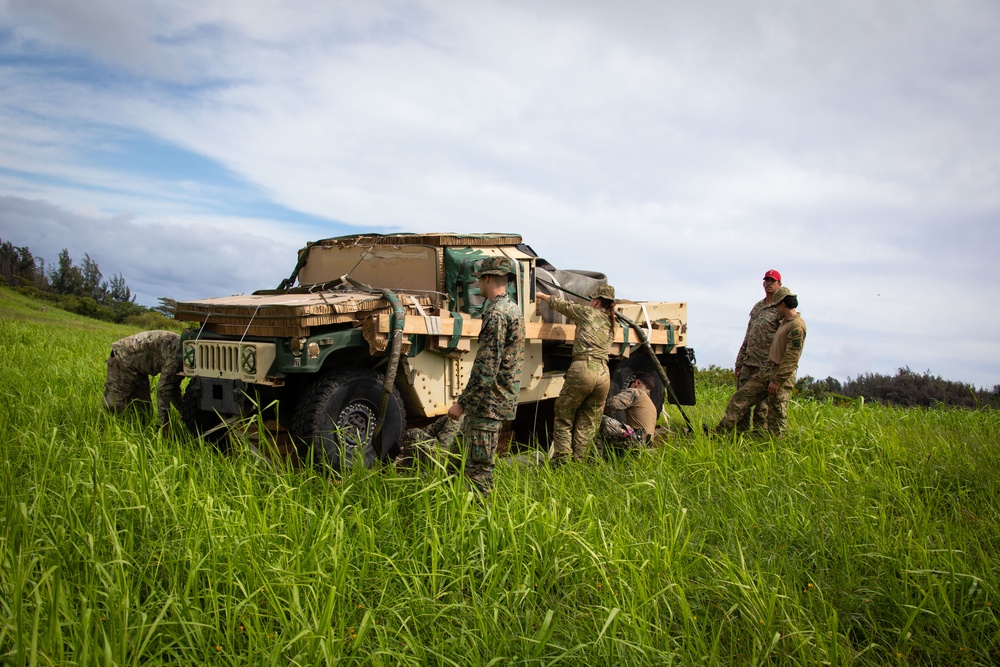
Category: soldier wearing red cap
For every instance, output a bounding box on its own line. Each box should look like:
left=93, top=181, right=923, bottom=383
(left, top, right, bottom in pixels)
left=733, top=270, right=790, bottom=432
left=717, top=293, right=807, bottom=437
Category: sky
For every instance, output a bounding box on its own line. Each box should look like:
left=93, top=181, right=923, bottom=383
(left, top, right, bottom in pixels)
left=1, top=0, right=998, bottom=388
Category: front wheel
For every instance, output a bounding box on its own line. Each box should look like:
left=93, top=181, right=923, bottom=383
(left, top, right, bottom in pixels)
left=292, top=369, right=405, bottom=469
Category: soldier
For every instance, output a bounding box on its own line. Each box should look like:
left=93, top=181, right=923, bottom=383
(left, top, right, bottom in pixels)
left=102, top=330, right=183, bottom=426
left=395, top=414, right=464, bottom=469
left=598, top=371, right=658, bottom=455
left=734, top=270, right=791, bottom=431
left=716, top=293, right=807, bottom=437
left=537, top=284, right=616, bottom=464
left=447, top=256, right=525, bottom=496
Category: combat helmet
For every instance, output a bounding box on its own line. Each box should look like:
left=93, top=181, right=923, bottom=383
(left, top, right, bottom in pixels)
left=591, top=284, right=616, bottom=301
left=476, top=256, right=517, bottom=278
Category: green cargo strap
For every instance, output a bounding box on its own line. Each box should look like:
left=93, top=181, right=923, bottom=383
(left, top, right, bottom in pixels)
left=619, top=321, right=629, bottom=356
left=446, top=311, right=465, bottom=352
left=656, top=319, right=675, bottom=352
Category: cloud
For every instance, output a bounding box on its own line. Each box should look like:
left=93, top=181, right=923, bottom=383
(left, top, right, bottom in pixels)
left=0, top=195, right=316, bottom=302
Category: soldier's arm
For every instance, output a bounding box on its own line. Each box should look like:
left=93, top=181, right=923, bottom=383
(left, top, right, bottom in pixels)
left=772, top=323, right=806, bottom=386
left=605, top=388, right=638, bottom=414
left=547, top=296, right=588, bottom=321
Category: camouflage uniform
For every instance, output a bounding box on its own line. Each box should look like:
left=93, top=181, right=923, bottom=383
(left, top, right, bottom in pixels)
left=734, top=286, right=791, bottom=431
left=456, top=259, right=525, bottom=495
left=718, top=312, right=807, bottom=437
left=547, top=292, right=616, bottom=461
left=396, top=415, right=463, bottom=468
left=102, top=330, right=183, bottom=425
left=599, top=386, right=658, bottom=454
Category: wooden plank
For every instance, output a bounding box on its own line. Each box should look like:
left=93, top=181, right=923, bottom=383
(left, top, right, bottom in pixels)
left=374, top=314, right=685, bottom=346
left=175, top=292, right=433, bottom=319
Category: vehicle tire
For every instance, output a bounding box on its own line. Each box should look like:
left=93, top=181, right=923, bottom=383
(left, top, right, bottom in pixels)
left=180, top=378, right=229, bottom=447
left=292, top=369, right=405, bottom=469
left=608, top=353, right=665, bottom=422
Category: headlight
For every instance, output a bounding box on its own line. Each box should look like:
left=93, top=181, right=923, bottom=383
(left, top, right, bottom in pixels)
left=183, top=344, right=196, bottom=369
left=306, top=341, right=320, bottom=359
left=240, top=346, right=257, bottom=374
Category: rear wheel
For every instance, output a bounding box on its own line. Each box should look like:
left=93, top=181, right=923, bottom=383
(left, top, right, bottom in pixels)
left=292, top=369, right=405, bottom=469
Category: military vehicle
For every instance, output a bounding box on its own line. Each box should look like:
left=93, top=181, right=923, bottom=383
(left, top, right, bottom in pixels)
left=174, top=233, right=695, bottom=466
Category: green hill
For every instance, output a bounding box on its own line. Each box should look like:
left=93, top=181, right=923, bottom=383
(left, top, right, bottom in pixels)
left=2, top=286, right=999, bottom=665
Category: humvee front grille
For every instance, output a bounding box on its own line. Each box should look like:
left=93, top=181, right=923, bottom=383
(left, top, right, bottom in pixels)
left=182, top=340, right=279, bottom=386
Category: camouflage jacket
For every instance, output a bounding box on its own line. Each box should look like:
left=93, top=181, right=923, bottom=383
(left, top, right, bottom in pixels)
left=457, top=293, right=525, bottom=421
left=111, top=330, right=183, bottom=421
left=548, top=296, right=615, bottom=362
left=736, top=291, right=788, bottom=369
left=605, top=387, right=657, bottom=438
left=768, top=314, right=807, bottom=387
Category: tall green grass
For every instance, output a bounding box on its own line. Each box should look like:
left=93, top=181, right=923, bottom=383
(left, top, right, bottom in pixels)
left=2, top=286, right=999, bottom=665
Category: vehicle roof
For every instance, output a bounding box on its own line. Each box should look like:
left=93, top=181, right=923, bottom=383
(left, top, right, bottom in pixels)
left=308, top=232, right=524, bottom=248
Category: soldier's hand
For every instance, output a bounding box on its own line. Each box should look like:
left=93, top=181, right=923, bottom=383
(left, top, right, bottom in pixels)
left=447, top=402, right=464, bottom=421
left=767, top=381, right=780, bottom=395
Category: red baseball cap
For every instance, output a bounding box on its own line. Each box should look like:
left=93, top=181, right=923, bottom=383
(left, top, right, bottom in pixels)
left=763, top=269, right=781, bottom=282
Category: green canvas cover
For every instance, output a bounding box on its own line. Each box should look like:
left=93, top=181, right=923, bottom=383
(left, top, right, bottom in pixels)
left=443, top=248, right=521, bottom=317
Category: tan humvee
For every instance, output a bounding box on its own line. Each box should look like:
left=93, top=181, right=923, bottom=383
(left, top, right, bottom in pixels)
left=175, top=233, right=694, bottom=466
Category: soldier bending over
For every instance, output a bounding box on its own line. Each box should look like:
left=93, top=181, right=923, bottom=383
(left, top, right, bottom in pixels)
left=103, top=330, right=183, bottom=425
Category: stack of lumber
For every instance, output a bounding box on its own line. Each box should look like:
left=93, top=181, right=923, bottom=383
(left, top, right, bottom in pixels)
left=174, top=291, right=434, bottom=339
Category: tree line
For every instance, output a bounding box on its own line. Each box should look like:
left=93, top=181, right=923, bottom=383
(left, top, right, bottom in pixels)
left=796, top=368, right=1000, bottom=409
left=698, top=365, right=998, bottom=410
left=0, top=238, right=174, bottom=326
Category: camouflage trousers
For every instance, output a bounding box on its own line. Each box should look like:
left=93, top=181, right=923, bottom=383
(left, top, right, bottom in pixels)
left=102, top=354, right=152, bottom=413
left=736, top=365, right=768, bottom=432
left=716, top=369, right=791, bottom=437
left=460, top=416, right=502, bottom=496
left=396, top=415, right=463, bottom=469
left=597, top=415, right=647, bottom=457
left=552, top=359, right=610, bottom=461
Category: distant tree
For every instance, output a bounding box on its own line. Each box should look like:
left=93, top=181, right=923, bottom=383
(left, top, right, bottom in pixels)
left=80, top=253, right=107, bottom=302
left=694, top=364, right=737, bottom=390
left=154, top=297, right=177, bottom=318
left=0, top=239, right=46, bottom=288
left=49, top=249, right=84, bottom=296
left=796, top=375, right=845, bottom=401
left=106, top=272, right=135, bottom=304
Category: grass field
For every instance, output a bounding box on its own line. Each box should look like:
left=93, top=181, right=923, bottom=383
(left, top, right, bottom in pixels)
left=2, top=286, right=999, bottom=665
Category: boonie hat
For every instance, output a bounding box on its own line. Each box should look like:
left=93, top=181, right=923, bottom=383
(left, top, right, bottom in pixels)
left=763, top=269, right=781, bottom=282
left=591, top=284, right=616, bottom=301
left=476, top=256, right=517, bottom=277
left=772, top=286, right=791, bottom=303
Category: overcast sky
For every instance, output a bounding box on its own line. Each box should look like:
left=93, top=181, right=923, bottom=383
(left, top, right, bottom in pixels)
left=2, top=0, right=998, bottom=388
